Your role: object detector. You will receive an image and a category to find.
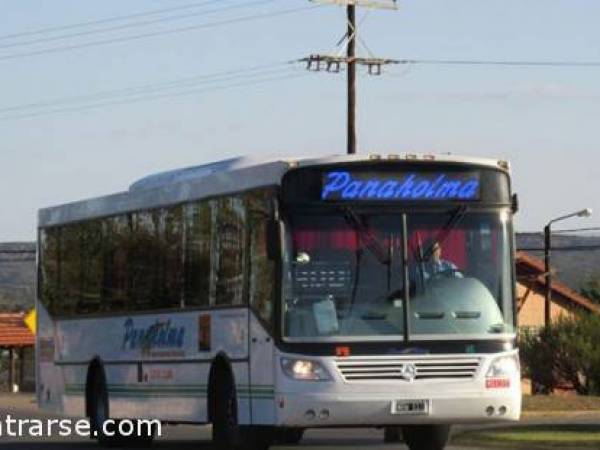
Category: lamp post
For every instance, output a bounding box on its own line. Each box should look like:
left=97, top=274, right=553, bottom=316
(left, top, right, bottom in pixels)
left=544, top=208, right=592, bottom=327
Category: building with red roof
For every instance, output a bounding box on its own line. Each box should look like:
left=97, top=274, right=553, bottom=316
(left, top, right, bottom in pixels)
left=516, top=251, right=600, bottom=327
left=0, top=312, right=34, bottom=392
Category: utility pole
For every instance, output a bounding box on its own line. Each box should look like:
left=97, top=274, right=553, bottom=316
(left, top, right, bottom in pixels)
left=544, top=224, right=552, bottom=328
left=347, top=3, right=356, bottom=154
left=303, top=0, right=398, bottom=155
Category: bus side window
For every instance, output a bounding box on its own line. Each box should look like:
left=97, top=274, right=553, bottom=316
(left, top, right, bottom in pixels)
left=102, top=215, right=130, bottom=312
left=78, top=220, right=103, bottom=314
left=40, top=228, right=60, bottom=315
left=184, top=200, right=214, bottom=307
left=248, top=191, right=276, bottom=328
left=125, top=207, right=184, bottom=312
left=214, top=196, right=246, bottom=306
left=59, top=224, right=83, bottom=316
left=158, top=206, right=184, bottom=309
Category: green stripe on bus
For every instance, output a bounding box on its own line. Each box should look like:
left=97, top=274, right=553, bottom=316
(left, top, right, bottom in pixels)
left=65, top=383, right=275, bottom=398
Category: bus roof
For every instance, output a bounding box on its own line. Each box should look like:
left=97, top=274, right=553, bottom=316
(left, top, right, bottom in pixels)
left=38, top=153, right=509, bottom=228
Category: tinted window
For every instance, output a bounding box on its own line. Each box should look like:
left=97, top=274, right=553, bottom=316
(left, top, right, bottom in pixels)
left=184, top=201, right=214, bottom=306
left=127, top=211, right=160, bottom=311
left=127, top=208, right=184, bottom=310
left=161, top=206, right=184, bottom=308
left=214, top=196, right=246, bottom=305
left=78, top=220, right=103, bottom=314
left=40, top=228, right=60, bottom=313
left=39, top=189, right=276, bottom=316
left=59, top=224, right=82, bottom=315
left=102, top=215, right=130, bottom=311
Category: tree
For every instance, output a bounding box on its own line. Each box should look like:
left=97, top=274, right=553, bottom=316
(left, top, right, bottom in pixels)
left=520, top=315, right=600, bottom=395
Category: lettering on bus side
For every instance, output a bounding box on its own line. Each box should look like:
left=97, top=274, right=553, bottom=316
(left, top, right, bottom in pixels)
left=122, top=318, right=185, bottom=352
left=321, top=171, right=480, bottom=201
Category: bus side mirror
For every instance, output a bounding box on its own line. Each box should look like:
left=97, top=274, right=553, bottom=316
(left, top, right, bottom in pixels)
left=267, top=219, right=283, bottom=261
left=511, top=193, right=519, bottom=214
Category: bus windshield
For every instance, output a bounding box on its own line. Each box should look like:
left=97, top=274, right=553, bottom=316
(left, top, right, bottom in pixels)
left=282, top=209, right=514, bottom=341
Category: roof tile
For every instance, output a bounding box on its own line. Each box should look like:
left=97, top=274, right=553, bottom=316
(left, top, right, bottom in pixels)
left=0, top=313, right=34, bottom=347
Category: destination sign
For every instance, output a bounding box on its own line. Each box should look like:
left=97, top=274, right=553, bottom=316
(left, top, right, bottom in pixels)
left=321, top=171, right=480, bottom=201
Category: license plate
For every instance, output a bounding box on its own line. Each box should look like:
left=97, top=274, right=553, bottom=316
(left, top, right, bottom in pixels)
left=391, top=399, right=430, bottom=415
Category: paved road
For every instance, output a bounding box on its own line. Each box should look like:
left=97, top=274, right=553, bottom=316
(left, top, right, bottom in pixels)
left=0, top=394, right=484, bottom=450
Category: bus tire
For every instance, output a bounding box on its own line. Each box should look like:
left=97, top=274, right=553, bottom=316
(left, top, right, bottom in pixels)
left=212, top=372, right=243, bottom=449
left=383, top=426, right=402, bottom=443
left=243, top=426, right=275, bottom=450
left=87, top=365, right=155, bottom=448
left=87, top=365, right=116, bottom=447
left=402, top=425, right=450, bottom=450
left=275, top=427, right=304, bottom=445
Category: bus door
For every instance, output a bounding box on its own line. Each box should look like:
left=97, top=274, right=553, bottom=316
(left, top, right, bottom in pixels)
left=249, top=312, right=275, bottom=424
left=248, top=209, right=277, bottom=424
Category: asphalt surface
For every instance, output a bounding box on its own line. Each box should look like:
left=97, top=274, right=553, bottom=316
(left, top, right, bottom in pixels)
left=0, top=394, right=485, bottom=450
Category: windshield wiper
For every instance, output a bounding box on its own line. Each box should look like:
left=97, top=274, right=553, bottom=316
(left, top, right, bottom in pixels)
left=339, top=206, right=392, bottom=329
left=341, top=206, right=390, bottom=265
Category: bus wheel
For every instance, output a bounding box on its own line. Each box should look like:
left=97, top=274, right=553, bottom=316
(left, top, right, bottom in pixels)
left=275, top=427, right=305, bottom=445
left=88, top=367, right=116, bottom=447
left=244, top=426, right=275, bottom=450
left=383, top=426, right=402, bottom=443
left=402, top=425, right=450, bottom=450
left=88, top=368, right=155, bottom=447
left=212, top=375, right=243, bottom=449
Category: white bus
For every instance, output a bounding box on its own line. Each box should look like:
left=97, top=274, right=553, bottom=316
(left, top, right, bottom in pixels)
left=37, top=154, right=521, bottom=449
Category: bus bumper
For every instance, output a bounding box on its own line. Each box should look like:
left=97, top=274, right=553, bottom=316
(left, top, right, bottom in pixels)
left=274, top=390, right=521, bottom=427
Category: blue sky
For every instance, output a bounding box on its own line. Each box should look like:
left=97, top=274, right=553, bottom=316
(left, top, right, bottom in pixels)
left=2, top=0, right=600, bottom=241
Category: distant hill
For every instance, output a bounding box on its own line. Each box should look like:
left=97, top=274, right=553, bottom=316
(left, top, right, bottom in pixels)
left=0, top=242, right=35, bottom=311
left=517, top=233, right=600, bottom=292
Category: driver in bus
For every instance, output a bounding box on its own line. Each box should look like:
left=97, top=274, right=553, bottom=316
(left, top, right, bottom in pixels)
left=421, top=240, right=463, bottom=280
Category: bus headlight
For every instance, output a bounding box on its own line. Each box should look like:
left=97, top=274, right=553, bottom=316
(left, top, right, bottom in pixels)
left=485, top=354, right=520, bottom=389
left=281, top=358, right=332, bottom=381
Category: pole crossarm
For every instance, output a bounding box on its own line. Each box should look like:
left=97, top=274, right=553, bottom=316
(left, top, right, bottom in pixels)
left=310, top=0, right=398, bottom=10
left=305, top=0, right=398, bottom=154
left=300, top=54, right=399, bottom=74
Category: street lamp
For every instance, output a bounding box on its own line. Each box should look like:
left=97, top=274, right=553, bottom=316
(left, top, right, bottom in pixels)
left=544, top=208, right=593, bottom=326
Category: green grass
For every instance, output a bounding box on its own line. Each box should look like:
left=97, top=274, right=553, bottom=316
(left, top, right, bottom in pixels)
left=454, top=425, right=600, bottom=449
left=523, top=394, right=600, bottom=412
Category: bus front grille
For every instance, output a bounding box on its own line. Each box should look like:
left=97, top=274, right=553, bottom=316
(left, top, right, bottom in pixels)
left=335, top=357, right=481, bottom=382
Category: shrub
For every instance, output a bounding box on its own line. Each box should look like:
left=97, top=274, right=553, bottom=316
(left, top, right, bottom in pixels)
left=519, top=314, right=600, bottom=395
left=520, top=326, right=558, bottom=394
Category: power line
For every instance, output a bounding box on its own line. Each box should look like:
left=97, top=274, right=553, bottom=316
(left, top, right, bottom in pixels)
left=553, top=227, right=600, bottom=234
left=393, top=58, right=600, bottom=68
left=518, top=246, right=600, bottom=252
left=0, top=4, right=320, bottom=62
left=0, top=0, right=279, bottom=50
left=0, top=64, right=298, bottom=118
left=0, top=0, right=231, bottom=41
left=0, top=69, right=308, bottom=121
left=0, top=62, right=291, bottom=114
